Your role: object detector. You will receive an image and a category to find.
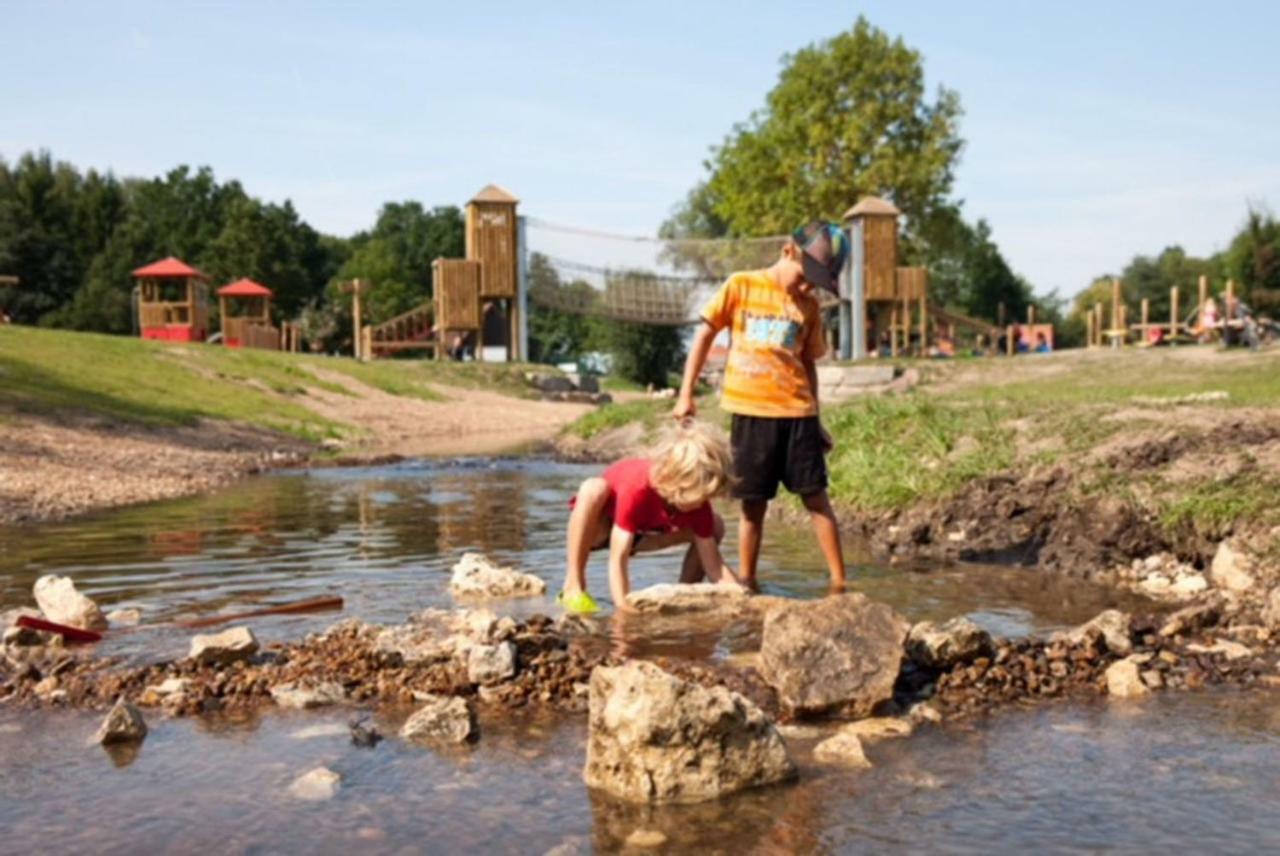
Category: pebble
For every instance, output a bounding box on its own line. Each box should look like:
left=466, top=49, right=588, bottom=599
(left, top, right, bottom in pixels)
left=289, top=723, right=351, bottom=741
left=288, top=766, right=341, bottom=801
left=624, top=829, right=668, bottom=849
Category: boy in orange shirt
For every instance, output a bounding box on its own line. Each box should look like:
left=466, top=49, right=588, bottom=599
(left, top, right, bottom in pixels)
left=673, top=221, right=848, bottom=591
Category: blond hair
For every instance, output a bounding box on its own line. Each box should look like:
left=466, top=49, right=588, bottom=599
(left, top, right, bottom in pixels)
left=648, top=420, right=733, bottom=510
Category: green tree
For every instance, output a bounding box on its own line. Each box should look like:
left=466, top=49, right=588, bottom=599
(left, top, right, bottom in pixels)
left=526, top=253, right=604, bottom=363
left=665, top=17, right=963, bottom=240
left=1223, top=206, right=1280, bottom=313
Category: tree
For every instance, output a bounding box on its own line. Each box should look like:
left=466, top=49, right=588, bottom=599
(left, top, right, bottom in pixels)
left=1223, top=205, right=1280, bottom=313
left=664, top=17, right=963, bottom=240
left=526, top=253, right=603, bottom=364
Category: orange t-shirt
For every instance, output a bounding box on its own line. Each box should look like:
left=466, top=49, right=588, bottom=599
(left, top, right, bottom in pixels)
left=699, top=270, right=826, bottom=418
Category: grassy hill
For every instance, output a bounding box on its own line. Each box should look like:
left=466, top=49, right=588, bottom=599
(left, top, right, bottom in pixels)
left=0, top=325, right=538, bottom=442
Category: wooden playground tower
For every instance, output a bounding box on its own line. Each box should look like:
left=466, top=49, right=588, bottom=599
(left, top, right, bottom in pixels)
left=217, top=278, right=280, bottom=350
left=134, top=257, right=209, bottom=342
left=364, top=184, right=523, bottom=361
left=1085, top=274, right=1237, bottom=347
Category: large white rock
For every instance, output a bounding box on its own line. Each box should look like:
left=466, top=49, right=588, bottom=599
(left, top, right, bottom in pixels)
left=450, top=553, right=547, bottom=599
left=1210, top=541, right=1256, bottom=592
left=1056, top=609, right=1134, bottom=656
left=33, top=575, right=108, bottom=631
left=189, top=626, right=259, bottom=665
left=401, top=695, right=475, bottom=745
left=94, top=700, right=148, bottom=745
left=467, top=642, right=517, bottom=686
left=625, top=582, right=749, bottom=615
left=582, top=660, right=795, bottom=804
left=759, top=593, right=909, bottom=718
left=288, top=766, right=341, bottom=801
left=906, top=617, right=994, bottom=669
left=1105, top=656, right=1151, bottom=699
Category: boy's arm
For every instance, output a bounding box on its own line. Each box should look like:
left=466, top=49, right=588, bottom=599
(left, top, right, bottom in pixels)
left=803, top=354, right=834, bottom=452
left=694, top=535, right=742, bottom=586
left=674, top=322, right=717, bottom=420
left=607, top=525, right=636, bottom=609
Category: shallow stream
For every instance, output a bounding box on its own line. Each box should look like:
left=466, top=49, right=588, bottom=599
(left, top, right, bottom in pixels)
left=2, top=459, right=1278, bottom=853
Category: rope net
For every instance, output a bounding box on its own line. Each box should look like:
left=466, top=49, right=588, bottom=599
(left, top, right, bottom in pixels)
left=525, top=218, right=788, bottom=326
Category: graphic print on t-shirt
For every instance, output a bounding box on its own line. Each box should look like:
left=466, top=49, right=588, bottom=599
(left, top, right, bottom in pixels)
left=743, top=311, right=802, bottom=349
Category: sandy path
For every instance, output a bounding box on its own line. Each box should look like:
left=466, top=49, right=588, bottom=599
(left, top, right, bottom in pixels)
left=300, top=368, right=592, bottom=457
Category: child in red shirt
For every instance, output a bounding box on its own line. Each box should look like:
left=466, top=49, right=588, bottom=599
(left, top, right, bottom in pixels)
left=558, top=421, right=742, bottom=613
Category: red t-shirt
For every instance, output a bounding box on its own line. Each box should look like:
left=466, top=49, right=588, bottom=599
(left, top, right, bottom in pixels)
left=574, top=458, right=715, bottom=539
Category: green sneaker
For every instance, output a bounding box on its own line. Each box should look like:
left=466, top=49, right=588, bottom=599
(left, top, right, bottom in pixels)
left=557, top=589, right=601, bottom=614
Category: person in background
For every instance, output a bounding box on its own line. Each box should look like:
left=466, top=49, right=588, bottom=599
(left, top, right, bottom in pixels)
left=1034, top=332, right=1052, bottom=353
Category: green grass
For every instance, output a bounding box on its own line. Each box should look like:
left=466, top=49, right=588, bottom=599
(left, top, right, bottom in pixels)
left=0, top=326, right=550, bottom=442
left=565, top=399, right=668, bottom=440
left=1159, top=473, right=1280, bottom=535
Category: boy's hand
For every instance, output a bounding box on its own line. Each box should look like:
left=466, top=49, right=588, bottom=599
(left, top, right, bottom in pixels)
left=672, top=395, right=696, bottom=420
left=819, top=423, right=834, bottom=453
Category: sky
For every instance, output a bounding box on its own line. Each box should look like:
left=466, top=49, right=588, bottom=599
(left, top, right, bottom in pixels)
left=3, top=0, right=1278, bottom=299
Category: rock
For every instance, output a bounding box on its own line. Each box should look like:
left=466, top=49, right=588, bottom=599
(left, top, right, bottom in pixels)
left=1187, top=639, right=1254, bottom=660
left=1059, top=609, right=1133, bottom=656
left=105, top=608, right=142, bottom=627
left=812, top=732, right=872, bottom=767
left=271, top=682, right=345, bottom=709
left=758, top=593, right=908, bottom=717
left=1158, top=602, right=1221, bottom=638
left=288, top=766, right=341, bottom=801
left=1105, top=657, right=1151, bottom=699
left=624, top=829, right=668, bottom=850
left=1210, top=541, right=1256, bottom=592
left=775, top=723, right=826, bottom=741
left=906, top=617, right=994, bottom=668
left=350, top=718, right=382, bottom=748
left=94, top=700, right=148, bottom=745
left=625, top=582, right=748, bottom=614
left=467, top=642, right=517, bottom=686
left=582, top=661, right=795, bottom=804
left=1140, top=670, right=1165, bottom=689
left=33, top=575, right=107, bottom=631
left=841, top=717, right=914, bottom=743
left=189, top=626, right=259, bottom=665
left=401, top=695, right=475, bottom=745
left=146, top=678, right=190, bottom=697
left=4, top=625, right=47, bottom=647
left=1263, top=588, right=1280, bottom=630
left=33, top=676, right=60, bottom=700
left=1170, top=574, right=1209, bottom=596
left=450, top=553, right=547, bottom=599
left=907, top=703, right=944, bottom=726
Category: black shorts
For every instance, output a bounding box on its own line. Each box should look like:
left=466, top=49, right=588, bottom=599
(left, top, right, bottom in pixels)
left=730, top=414, right=828, bottom=501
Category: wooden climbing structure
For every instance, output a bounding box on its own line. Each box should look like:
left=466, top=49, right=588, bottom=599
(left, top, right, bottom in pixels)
left=217, top=278, right=279, bottom=350
left=134, top=257, right=209, bottom=342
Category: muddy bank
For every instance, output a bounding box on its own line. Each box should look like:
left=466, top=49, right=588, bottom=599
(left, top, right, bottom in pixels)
left=0, top=415, right=309, bottom=525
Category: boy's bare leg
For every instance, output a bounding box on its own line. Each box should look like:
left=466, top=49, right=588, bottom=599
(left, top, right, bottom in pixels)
left=562, top=477, right=610, bottom=594
left=739, top=499, right=768, bottom=589
left=802, top=490, right=847, bottom=591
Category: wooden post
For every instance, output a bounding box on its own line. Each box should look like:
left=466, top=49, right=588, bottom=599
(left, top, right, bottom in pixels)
left=997, top=301, right=1007, bottom=329
left=1027, top=304, right=1036, bottom=327
left=1086, top=308, right=1096, bottom=347
left=1006, top=325, right=1015, bottom=356
left=1227, top=278, right=1235, bottom=304
left=1111, top=278, right=1121, bottom=342
left=361, top=325, right=373, bottom=362
left=1141, top=298, right=1149, bottom=331
left=340, top=278, right=372, bottom=361
left=1198, top=275, right=1208, bottom=315
left=1170, top=286, right=1180, bottom=340
left=219, top=295, right=227, bottom=342
left=890, top=306, right=899, bottom=357
left=918, top=291, right=927, bottom=354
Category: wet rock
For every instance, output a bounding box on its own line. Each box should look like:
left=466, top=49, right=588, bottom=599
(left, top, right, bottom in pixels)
left=94, top=700, right=147, bottom=745
left=290, top=723, right=350, bottom=740
left=105, top=608, right=142, bottom=627
left=349, top=717, right=382, bottom=748
left=467, top=642, right=517, bottom=686
left=624, top=828, right=668, bottom=849
left=841, top=717, right=914, bottom=743
left=759, top=593, right=908, bottom=718
left=1105, top=657, right=1150, bottom=698
left=1210, top=541, right=1256, bottom=592
left=271, top=681, right=345, bottom=709
left=625, top=582, right=748, bottom=615
left=33, top=575, right=107, bottom=631
left=1170, top=574, right=1209, bottom=597
left=4, top=625, right=47, bottom=647
left=812, top=732, right=872, bottom=767
left=1158, top=602, right=1221, bottom=638
left=583, top=660, right=795, bottom=803
left=1059, top=609, right=1133, bottom=656
left=907, top=703, right=944, bottom=726
left=907, top=617, right=994, bottom=669
left=148, top=677, right=190, bottom=696
left=33, top=676, right=61, bottom=700
left=288, top=766, right=341, bottom=801
left=401, top=695, right=475, bottom=745
left=189, top=626, right=259, bottom=665
left=450, top=553, right=547, bottom=599
left=1140, top=670, right=1165, bottom=689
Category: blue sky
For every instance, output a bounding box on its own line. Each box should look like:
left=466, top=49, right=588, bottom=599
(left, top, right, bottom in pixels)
left=3, top=1, right=1278, bottom=298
